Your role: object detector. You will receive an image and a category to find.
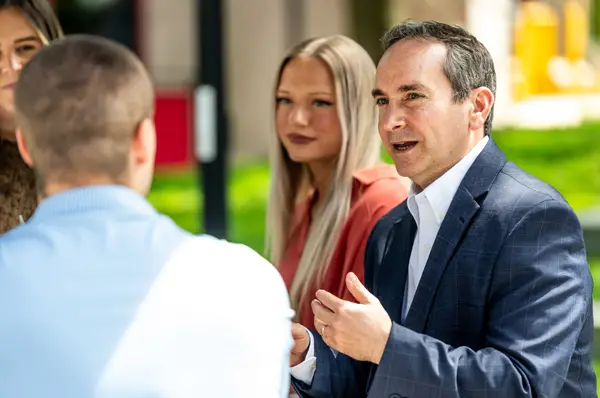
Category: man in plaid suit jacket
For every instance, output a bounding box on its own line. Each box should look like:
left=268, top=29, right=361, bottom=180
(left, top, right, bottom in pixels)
left=289, top=20, right=596, bottom=398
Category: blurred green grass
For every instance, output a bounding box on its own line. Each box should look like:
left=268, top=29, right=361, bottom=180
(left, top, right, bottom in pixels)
left=149, top=123, right=600, bottom=254
left=148, top=161, right=270, bottom=253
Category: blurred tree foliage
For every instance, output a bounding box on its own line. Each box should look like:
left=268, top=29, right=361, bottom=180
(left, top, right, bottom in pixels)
left=593, top=0, right=600, bottom=40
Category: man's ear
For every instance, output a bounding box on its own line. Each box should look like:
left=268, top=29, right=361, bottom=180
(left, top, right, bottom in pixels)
left=15, top=128, right=33, bottom=167
left=468, top=87, right=494, bottom=132
left=132, top=118, right=157, bottom=165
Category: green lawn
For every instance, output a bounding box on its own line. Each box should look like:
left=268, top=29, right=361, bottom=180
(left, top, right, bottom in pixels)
left=148, top=122, right=600, bottom=291
left=149, top=123, right=600, bottom=255
left=492, top=123, right=600, bottom=211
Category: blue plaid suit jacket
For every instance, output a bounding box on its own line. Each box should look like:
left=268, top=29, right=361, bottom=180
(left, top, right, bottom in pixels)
left=293, top=139, right=596, bottom=398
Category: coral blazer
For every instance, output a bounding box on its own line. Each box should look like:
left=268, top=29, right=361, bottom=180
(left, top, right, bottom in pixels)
left=278, top=164, right=409, bottom=330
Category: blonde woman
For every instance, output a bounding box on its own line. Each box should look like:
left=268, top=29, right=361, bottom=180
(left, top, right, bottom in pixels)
left=266, top=35, right=409, bottom=330
left=0, top=0, right=63, bottom=233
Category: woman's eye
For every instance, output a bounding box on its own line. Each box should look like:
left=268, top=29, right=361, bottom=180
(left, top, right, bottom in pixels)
left=15, top=44, right=38, bottom=54
left=313, top=99, right=333, bottom=107
left=275, top=97, right=291, bottom=105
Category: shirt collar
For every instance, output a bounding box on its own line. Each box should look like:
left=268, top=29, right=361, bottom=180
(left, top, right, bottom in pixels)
left=409, top=135, right=489, bottom=224
left=29, top=185, right=156, bottom=223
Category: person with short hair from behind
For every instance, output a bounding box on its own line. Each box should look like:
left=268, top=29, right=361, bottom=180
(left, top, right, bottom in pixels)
left=0, top=34, right=293, bottom=398
left=0, top=0, right=63, bottom=234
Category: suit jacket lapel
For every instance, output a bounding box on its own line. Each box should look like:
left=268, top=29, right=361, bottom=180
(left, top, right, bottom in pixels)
left=376, top=205, right=416, bottom=324
left=366, top=205, right=416, bottom=390
left=403, top=187, right=479, bottom=332
left=403, top=139, right=507, bottom=333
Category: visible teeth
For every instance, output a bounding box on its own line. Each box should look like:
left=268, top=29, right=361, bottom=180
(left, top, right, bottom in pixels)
left=393, top=142, right=416, bottom=151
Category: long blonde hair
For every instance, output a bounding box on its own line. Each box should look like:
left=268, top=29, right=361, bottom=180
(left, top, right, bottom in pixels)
left=266, top=35, right=381, bottom=314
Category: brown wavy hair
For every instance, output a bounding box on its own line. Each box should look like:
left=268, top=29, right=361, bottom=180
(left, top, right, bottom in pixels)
left=0, top=0, right=63, bottom=234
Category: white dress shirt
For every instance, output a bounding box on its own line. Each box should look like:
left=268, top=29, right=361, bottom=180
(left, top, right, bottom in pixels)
left=291, top=136, right=489, bottom=385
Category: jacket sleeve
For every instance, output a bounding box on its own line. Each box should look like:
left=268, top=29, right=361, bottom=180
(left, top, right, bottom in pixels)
left=291, top=203, right=397, bottom=398
left=368, top=199, right=594, bottom=398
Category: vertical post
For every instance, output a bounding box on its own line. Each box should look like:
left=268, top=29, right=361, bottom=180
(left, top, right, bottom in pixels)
left=466, top=0, right=515, bottom=128
left=349, top=0, right=388, bottom=62
left=285, top=0, right=304, bottom=49
left=196, top=0, right=228, bottom=238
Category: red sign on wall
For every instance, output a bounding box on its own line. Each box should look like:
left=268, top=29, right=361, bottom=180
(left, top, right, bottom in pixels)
left=153, top=90, right=194, bottom=168
left=50, top=0, right=193, bottom=168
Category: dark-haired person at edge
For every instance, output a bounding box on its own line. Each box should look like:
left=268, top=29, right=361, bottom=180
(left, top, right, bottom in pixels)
left=289, top=20, right=596, bottom=398
left=0, top=0, right=63, bottom=234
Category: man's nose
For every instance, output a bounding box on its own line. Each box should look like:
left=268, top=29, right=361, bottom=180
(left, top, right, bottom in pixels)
left=381, top=107, right=407, bottom=132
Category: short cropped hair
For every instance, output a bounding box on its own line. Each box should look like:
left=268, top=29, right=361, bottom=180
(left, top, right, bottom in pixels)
left=381, top=20, right=496, bottom=135
left=14, top=34, right=154, bottom=187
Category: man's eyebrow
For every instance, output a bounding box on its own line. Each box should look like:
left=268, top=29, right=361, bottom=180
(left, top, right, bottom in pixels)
left=371, top=88, right=385, bottom=97
left=371, top=83, right=429, bottom=98
left=397, top=83, right=429, bottom=92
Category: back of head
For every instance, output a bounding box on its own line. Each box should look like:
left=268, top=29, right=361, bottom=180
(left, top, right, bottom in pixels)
left=13, top=34, right=155, bottom=195
left=381, top=20, right=497, bottom=135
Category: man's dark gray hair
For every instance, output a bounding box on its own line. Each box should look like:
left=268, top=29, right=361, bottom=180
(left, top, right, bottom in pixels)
left=381, top=20, right=496, bottom=135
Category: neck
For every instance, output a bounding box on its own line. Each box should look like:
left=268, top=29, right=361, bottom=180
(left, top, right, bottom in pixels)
left=413, top=133, right=485, bottom=191
left=42, top=176, right=129, bottom=200
left=0, top=124, right=16, bottom=142
left=308, top=160, right=335, bottom=208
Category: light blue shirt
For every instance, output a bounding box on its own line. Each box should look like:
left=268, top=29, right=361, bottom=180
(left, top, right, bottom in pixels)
left=0, top=185, right=293, bottom=398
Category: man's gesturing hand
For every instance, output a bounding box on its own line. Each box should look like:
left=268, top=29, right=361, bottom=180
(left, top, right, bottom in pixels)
left=312, top=272, right=392, bottom=364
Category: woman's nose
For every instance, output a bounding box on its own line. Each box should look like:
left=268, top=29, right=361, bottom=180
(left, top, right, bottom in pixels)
left=289, top=105, right=309, bottom=127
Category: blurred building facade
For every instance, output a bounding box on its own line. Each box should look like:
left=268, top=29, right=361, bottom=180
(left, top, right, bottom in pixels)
left=51, top=0, right=600, bottom=167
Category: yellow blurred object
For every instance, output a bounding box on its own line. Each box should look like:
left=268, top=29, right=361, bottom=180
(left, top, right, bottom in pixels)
left=513, top=1, right=559, bottom=96
left=572, top=59, right=596, bottom=92
left=510, top=56, right=529, bottom=102
left=562, top=0, right=596, bottom=93
left=564, top=0, right=588, bottom=61
left=547, top=56, right=574, bottom=90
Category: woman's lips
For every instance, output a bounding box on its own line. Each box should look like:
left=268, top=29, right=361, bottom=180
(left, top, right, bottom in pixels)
left=287, top=133, right=316, bottom=145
